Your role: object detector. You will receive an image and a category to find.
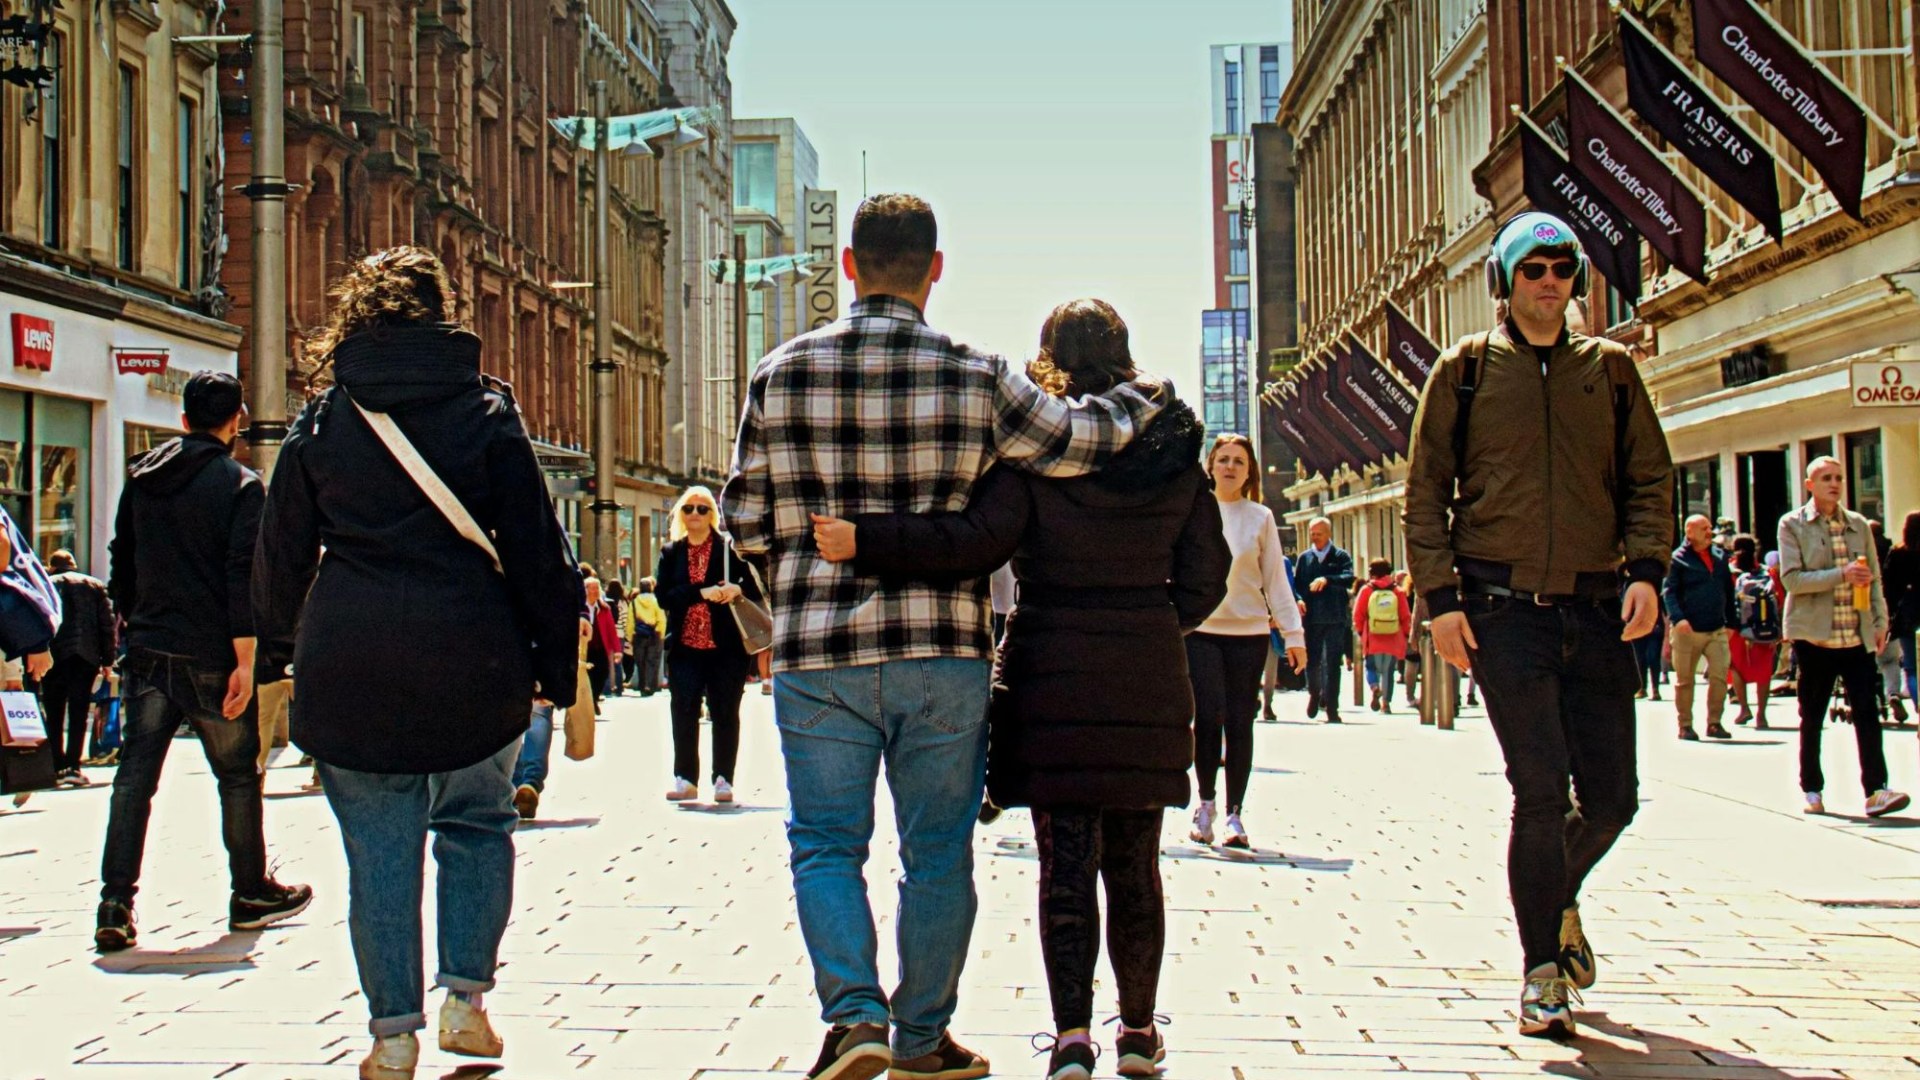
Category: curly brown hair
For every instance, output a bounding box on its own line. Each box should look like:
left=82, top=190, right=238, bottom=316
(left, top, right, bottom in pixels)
left=302, top=246, right=456, bottom=368
left=1026, top=298, right=1136, bottom=398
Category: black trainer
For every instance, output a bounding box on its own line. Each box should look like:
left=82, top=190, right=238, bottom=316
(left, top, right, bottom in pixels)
left=1113, top=1025, right=1165, bottom=1077
left=229, top=878, right=313, bottom=931
left=1040, top=1039, right=1097, bottom=1080
left=95, top=899, right=137, bottom=952
left=806, top=1022, right=889, bottom=1080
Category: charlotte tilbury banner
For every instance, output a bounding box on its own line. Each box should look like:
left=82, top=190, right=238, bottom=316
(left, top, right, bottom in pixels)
left=1274, top=385, right=1342, bottom=476
left=1318, top=353, right=1401, bottom=462
left=1566, top=76, right=1710, bottom=283
left=1329, top=343, right=1410, bottom=458
left=1619, top=16, right=1783, bottom=241
left=1520, top=122, right=1644, bottom=306
left=1382, top=301, right=1439, bottom=391
left=1693, top=0, right=1867, bottom=220
left=1296, top=366, right=1379, bottom=470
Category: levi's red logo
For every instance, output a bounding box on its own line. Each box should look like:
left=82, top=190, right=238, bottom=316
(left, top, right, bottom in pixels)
left=11, top=315, right=53, bottom=371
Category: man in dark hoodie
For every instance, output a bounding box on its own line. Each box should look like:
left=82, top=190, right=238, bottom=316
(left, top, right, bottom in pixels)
left=95, top=371, right=311, bottom=953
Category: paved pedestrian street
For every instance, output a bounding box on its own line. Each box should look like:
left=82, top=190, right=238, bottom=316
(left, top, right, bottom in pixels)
left=3, top=683, right=1919, bottom=1079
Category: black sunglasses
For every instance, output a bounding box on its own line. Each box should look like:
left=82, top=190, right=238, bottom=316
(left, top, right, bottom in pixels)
left=681, top=505, right=713, bottom=516
left=1516, top=259, right=1579, bottom=282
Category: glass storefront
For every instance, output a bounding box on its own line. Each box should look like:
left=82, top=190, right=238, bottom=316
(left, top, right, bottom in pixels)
left=1845, top=429, right=1885, bottom=529
left=0, top=390, right=92, bottom=566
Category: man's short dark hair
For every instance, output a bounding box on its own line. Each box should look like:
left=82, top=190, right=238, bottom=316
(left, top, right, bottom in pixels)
left=183, top=371, right=245, bottom=432
left=850, top=194, right=937, bottom=292
left=1368, top=558, right=1393, bottom=579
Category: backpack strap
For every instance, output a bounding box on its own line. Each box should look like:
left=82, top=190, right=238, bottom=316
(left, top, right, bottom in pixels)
left=1603, top=345, right=1635, bottom=543
left=1449, top=332, right=1491, bottom=475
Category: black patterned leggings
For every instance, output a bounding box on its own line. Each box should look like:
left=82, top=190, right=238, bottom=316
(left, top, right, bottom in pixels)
left=1033, top=807, right=1165, bottom=1031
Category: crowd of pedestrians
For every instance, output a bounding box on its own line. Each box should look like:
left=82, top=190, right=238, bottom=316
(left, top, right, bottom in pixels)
left=2, top=200, right=1914, bottom=1080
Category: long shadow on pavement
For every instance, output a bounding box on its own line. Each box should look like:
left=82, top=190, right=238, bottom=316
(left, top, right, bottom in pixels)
left=1544, top=1010, right=1803, bottom=1080
left=92, top=928, right=263, bottom=975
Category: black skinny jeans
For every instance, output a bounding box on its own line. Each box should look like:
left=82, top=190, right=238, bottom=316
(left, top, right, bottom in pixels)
left=101, top=650, right=266, bottom=902
left=40, top=656, right=98, bottom=771
left=1186, top=632, right=1269, bottom=811
left=1304, top=623, right=1349, bottom=715
left=1033, top=808, right=1165, bottom=1031
left=1466, top=597, right=1639, bottom=973
left=1791, top=641, right=1890, bottom=796
left=1182, top=630, right=1274, bottom=807
left=667, top=645, right=750, bottom=784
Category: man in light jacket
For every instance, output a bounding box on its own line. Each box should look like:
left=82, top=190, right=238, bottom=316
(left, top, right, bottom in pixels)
left=1777, top=455, right=1910, bottom=818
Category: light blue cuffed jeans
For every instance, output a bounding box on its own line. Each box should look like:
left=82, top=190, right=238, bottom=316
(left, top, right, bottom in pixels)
left=773, top=658, right=990, bottom=1059
left=318, top=739, right=520, bottom=1036
left=512, top=704, right=555, bottom=792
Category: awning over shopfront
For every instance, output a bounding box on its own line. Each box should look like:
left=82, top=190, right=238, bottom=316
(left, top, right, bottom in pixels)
left=706, top=253, right=821, bottom=287
left=549, top=107, right=715, bottom=156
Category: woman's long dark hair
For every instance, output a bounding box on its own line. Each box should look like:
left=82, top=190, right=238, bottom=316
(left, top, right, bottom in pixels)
left=1901, top=510, right=1920, bottom=552
left=1026, top=299, right=1136, bottom=397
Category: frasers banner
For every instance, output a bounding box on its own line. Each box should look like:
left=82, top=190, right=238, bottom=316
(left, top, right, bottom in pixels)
left=1566, top=77, right=1709, bottom=283
left=1620, top=16, right=1783, bottom=241
left=1851, top=362, right=1920, bottom=407
left=802, top=189, right=839, bottom=330
left=1520, top=122, right=1644, bottom=306
left=1694, top=0, right=1866, bottom=220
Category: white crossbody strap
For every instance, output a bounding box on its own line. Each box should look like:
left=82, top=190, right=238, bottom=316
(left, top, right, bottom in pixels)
left=350, top=397, right=504, bottom=575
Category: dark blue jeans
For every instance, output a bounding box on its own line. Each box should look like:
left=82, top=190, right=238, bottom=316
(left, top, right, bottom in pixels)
left=1304, top=623, right=1348, bottom=714
left=100, top=649, right=265, bottom=902
left=1466, top=597, right=1639, bottom=973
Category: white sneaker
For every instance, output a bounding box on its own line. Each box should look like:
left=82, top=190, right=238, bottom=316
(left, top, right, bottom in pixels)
left=713, top=777, right=734, bottom=803
left=359, top=1032, right=418, bottom=1080
left=1804, top=791, right=1826, bottom=815
left=438, top=993, right=502, bottom=1058
left=1189, top=800, right=1216, bottom=845
left=1866, top=789, right=1911, bottom=817
left=1221, top=812, right=1250, bottom=850
left=666, top=777, right=697, bottom=801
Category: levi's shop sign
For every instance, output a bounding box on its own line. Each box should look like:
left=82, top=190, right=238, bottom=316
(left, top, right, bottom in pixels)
left=11, top=314, right=54, bottom=370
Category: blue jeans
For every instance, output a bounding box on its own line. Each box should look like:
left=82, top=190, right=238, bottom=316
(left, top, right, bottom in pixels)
left=318, top=740, right=520, bottom=1037
left=773, top=658, right=990, bottom=1059
left=1365, top=654, right=1398, bottom=705
left=512, top=704, right=554, bottom=792
left=1900, top=633, right=1917, bottom=705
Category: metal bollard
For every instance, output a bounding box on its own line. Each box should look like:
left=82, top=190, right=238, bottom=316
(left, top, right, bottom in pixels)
left=1417, top=625, right=1437, bottom=726
left=1435, top=656, right=1458, bottom=730
left=1352, top=630, right=1365, bottom=709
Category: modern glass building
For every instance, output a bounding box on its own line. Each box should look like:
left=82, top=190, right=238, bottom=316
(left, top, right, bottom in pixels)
left=1201, top=308, right=1252, bottom=439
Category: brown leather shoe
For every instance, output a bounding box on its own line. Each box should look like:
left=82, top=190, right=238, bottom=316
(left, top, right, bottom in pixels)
left=890, top=1032, right=989, bottom=1080
left=807, top=1022, right=890, bottom=1080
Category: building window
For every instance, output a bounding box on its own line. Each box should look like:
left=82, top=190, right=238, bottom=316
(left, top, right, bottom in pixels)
left=1846, top=430, right=1884, bottom=527
left=1227, top=212, right=1249, bottom=276
left=1201, top=309, right=1251, bottom=438
left=349, top=11, right=368, bottom=84
left=1259, top=45, right=1281, bottom=122
left=1674, top=456, right=1721, bottom=528
left=1224, top=60, right=1242, bottom=133
left=178, top=97, right=196, bottom=289
left=117, top=65, right=138, bottom=271
left=0, top=393, right=93, bottom=568
left=734, top=142, right=778, bottom=216
left=1604, top=278, right=1633, bottom=329
left=41, top=32, right=63, bottom=250
left=1230, top=282, right=1250, bottom=310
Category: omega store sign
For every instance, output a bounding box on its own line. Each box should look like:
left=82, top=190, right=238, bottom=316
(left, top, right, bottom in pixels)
left=1852, top=361, right=1920, bottom=407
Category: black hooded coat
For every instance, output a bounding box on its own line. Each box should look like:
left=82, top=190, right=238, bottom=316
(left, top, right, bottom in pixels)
left=252, top=324, right=583, bottom=774
left=850, top=401, right=1229, bottom=810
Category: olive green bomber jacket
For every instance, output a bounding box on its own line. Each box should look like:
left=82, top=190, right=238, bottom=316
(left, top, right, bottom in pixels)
left=1402, top=323, right=1675, bottom=616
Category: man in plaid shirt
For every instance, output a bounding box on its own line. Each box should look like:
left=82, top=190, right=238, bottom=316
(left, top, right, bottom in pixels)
left=1778, top=455, right=1909, bottom=819
left=722, top=194, right=1163, bottom=1080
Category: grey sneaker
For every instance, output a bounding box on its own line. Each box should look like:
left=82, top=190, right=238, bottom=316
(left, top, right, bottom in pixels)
left=1518, top=962, right=1579, bottom=1039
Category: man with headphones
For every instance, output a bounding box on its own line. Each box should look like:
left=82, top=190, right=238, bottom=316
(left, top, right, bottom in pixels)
left=1403, top=211, right=1674, bottom=1040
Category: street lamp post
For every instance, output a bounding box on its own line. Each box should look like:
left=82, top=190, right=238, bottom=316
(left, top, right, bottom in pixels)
left=246, top=0, right=288, bottom=480
left=734, top=232, right=748, bottom=422
left=590, top=81, right=619, bottom=573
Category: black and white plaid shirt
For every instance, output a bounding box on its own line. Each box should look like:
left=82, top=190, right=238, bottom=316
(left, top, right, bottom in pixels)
left=722, top=295, right=1164, bottom=672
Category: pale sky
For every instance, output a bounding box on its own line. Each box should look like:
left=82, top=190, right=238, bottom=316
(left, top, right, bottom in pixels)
left=727, top=0, right=1290, bottom=400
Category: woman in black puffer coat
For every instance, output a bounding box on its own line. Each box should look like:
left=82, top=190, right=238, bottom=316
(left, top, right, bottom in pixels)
left=810, top=299, right=1229, bottom=1079
left=253, top=247, right=582, bottom=1080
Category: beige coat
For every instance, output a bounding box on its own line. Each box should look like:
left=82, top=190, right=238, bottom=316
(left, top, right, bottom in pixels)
left=1778, top=501, right=1888, bottom=647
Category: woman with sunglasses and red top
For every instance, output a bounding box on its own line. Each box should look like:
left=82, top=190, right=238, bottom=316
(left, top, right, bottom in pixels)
left=653, top=485, right=764, bottom=803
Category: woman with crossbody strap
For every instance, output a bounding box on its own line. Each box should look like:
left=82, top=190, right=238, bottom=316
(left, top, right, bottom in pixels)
left=252, top=247, right=583, bottom=1080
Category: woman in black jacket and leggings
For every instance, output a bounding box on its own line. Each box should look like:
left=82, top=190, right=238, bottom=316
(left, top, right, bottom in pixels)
left=654, top=485, right=763, bottom=804
left=811, top=299, right=1229, bottom=1080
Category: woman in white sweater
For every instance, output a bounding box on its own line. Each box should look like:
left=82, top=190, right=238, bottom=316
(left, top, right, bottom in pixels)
left=1187, top=434, right=1307, bottom=849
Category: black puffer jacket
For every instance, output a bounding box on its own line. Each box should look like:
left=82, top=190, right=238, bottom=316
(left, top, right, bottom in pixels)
left=253, top=324, right=583, bottom=774
left=49, top=571, right=114, bottom=667
left=852, top=401, right=1228, bottom=810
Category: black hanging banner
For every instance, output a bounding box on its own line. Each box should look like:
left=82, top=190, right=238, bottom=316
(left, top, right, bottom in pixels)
left=1265, top=395, right=1330, bottom=478
left=1330, top=346, right=1409, bottom=458
left=1692, top=0, right=1867, bottom=220
left=1619, top=16, right=1783, bottom=241
left=1382, top=301, right=1439, bottom=391
left=1566, top=76, right=1711, bottom=283
left=1294, top=365, right=1374, bottom=471
left=1346, top=335, right=1419, bottom=437
left=1274, top=383, right=1339, bottom=477
left=1320, top=351, right=1402, bottom=461
left=1520, top=122, right=1644, bottom=306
